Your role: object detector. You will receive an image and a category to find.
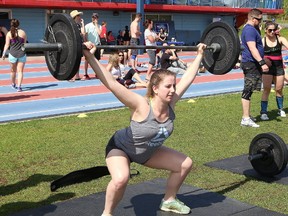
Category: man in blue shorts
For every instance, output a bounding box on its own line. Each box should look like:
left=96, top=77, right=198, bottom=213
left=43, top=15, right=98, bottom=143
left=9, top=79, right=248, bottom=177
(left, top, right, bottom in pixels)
left=240, top=8, right=269, bottom=127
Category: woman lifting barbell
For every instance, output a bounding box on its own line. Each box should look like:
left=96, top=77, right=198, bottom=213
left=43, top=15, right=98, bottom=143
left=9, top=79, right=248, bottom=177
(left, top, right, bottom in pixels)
left=83, top=43, right=206, bottom=216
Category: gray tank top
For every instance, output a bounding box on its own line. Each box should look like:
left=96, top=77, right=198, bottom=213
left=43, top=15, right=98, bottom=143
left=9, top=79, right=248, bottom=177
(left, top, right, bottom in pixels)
left=114, top=104, right=175, bottom=164
left=9, top=36, right=25, bottom=58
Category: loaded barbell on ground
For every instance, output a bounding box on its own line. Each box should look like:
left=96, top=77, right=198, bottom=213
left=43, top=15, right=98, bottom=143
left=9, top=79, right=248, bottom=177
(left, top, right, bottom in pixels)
left=50, top=132, right=288, bottom=191
left=22, top=13, right=241, bottom=80
left=248, top=132, right=288, bottom=177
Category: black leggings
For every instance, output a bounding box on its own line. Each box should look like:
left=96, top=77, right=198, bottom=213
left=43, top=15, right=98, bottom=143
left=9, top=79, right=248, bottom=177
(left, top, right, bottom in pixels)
left=117, top=68, right=136, bottom=86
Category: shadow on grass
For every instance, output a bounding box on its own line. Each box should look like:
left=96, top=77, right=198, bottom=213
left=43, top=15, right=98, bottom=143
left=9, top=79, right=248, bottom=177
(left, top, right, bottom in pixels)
left=214, top=178, right=251, bottom=195
left=1, top=173, right=76, bottom=216
left=0, top=173, right=62, bottom=196
left=1, top=192, right=75, bottom=216
left=255, top=108, right=288, bottom=122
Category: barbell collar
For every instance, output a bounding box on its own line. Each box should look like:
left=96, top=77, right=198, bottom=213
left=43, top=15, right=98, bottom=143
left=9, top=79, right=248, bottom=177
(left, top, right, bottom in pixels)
left=22, top=43, right=62, bottom=52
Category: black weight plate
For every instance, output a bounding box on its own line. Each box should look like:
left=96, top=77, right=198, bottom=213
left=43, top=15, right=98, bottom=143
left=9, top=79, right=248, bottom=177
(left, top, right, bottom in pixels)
left=249, top=133, right=288, bottom=177
left=201, top=21, right=241, bottom=75
left=44, top=14, right=82, bottom=80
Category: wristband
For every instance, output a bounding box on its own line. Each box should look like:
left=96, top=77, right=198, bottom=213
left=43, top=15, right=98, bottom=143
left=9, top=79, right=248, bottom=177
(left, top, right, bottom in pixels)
left=258, top=59, right=266, bottom=66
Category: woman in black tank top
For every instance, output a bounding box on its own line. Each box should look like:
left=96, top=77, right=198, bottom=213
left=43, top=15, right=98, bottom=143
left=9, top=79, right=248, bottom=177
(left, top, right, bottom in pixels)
left=260, top=21, right=288, bottom=120
left=122, top=25, right=130, bottom=46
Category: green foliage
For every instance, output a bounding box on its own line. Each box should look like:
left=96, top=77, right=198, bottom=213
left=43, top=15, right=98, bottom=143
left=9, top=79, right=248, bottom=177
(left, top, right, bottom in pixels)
left=276, top=0, right=288, bottom=20
left=1, top=89, right=288, bottom=215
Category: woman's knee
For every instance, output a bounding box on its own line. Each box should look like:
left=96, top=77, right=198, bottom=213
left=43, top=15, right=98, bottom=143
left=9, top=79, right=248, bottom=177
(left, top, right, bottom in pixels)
left=111, top=174, right=130, bottom=190
left=181, top=157, right=193, bottom=173
left=275, top=88, right=283, bottom=96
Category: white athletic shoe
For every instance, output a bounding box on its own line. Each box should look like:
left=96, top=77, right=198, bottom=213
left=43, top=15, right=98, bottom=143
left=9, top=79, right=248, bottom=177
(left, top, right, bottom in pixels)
left=278, top=110, right=286, bottom=118
left=260, top=113, right=269, bottom=121
left=241, top=118, right=260, bottom=128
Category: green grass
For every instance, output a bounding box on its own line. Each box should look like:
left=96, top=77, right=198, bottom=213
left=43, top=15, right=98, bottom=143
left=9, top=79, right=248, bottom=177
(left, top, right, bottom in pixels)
left=1, top=89, right=288, bottom=215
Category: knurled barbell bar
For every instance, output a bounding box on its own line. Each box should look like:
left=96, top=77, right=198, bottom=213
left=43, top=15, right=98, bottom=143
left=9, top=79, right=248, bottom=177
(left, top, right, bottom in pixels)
left=248, top=132, right=288, bottom=177
left=21, top=13, right=241, bottom=80
left=23, top=43, right=221, bottom=53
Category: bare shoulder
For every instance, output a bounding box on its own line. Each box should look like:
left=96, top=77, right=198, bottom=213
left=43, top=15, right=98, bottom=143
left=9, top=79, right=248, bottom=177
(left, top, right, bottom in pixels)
left=18, top=29, right=26, bottom=36
left=131, top=96, right=150, bottom=122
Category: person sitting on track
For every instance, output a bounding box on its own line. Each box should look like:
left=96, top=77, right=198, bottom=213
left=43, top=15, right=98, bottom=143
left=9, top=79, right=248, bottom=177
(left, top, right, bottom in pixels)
left=83, top=43, right=207, bottom=216
left=160, top=43, right=186, bottom=75
left=106, top=51, right=147, bottom=88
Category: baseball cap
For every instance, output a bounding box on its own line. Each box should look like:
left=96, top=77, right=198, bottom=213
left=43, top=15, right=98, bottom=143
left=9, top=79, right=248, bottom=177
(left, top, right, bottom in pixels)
left=92, top=13, right=99, bottom=18
left=70, top=10, right=83, bottom=19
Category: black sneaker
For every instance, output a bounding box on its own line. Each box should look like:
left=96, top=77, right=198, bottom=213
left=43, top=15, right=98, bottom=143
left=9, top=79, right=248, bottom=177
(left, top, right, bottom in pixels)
left=11, top=83, right=17, bottom=89
left=17, top=87, right=22, bottom=92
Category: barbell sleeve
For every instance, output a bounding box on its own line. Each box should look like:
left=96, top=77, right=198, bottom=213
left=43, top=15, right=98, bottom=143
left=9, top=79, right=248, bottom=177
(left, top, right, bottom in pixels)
left=248, top=153, right=264, bottom=161
left=22, top=43, right=63, bottom=52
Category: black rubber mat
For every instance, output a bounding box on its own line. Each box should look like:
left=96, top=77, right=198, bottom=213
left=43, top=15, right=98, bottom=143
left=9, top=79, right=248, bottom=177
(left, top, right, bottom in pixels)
left=205, top=154, right=288, bottom=185
left=9, top=178, right=286, bottom=216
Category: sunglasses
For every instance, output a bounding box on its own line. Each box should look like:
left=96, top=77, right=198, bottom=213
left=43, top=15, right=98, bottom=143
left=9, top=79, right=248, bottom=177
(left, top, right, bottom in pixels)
left=267, top=29, right=276, bottom=33
left=118, top=54, right=124, bottom=56
left=252, top=16, right=262, bottom=21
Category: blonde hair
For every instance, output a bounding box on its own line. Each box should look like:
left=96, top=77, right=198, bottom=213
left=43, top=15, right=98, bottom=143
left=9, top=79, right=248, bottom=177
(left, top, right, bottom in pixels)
left=146, top=69, right=176, bottom=98
left=108, top=53, right=119, bottom=69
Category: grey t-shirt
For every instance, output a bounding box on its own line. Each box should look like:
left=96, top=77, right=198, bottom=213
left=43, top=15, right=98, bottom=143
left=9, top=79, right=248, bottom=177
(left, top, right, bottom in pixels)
left=114, top=104, right=175, bottom=164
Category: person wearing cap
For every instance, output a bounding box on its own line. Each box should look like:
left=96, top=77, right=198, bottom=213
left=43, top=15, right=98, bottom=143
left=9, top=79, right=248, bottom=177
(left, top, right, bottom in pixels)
left=83, top=12, right=102, bottom=80
left=70, top=10, right=86, bottom=81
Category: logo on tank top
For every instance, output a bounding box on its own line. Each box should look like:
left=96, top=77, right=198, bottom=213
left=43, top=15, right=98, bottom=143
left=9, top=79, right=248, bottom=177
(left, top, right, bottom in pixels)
left=148, top=126, right=169, bottom=147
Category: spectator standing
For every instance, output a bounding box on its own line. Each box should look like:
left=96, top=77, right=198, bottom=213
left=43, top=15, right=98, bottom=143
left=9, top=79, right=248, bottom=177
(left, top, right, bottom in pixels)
left=83, top=13, right=102, bottom=80
left=144, top=19, right=158, bottom=81
left=70, top=10, right=86, bottom=81
left=0, top=26, right=8, bottom=56
left=122, top=25, right=130, bottom=46
left=129, top=13, right=142, bottom=72
left=99, top=21, right=107, bottom=57
left=2, top=19, right=27, bottom=92
left=260, top=21, right=288, bottom=120
left=240, top=8, right=269, bottom=127
left=116, top=30, right=123, bottom=45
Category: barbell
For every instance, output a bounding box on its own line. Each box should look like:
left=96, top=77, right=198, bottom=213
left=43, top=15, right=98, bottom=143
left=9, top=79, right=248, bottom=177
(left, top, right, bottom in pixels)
left=22, top=13, right=241, bottom=80
left=50, top=132, right=288, bottom=191
left=249, top=132, right=288, bottom=177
